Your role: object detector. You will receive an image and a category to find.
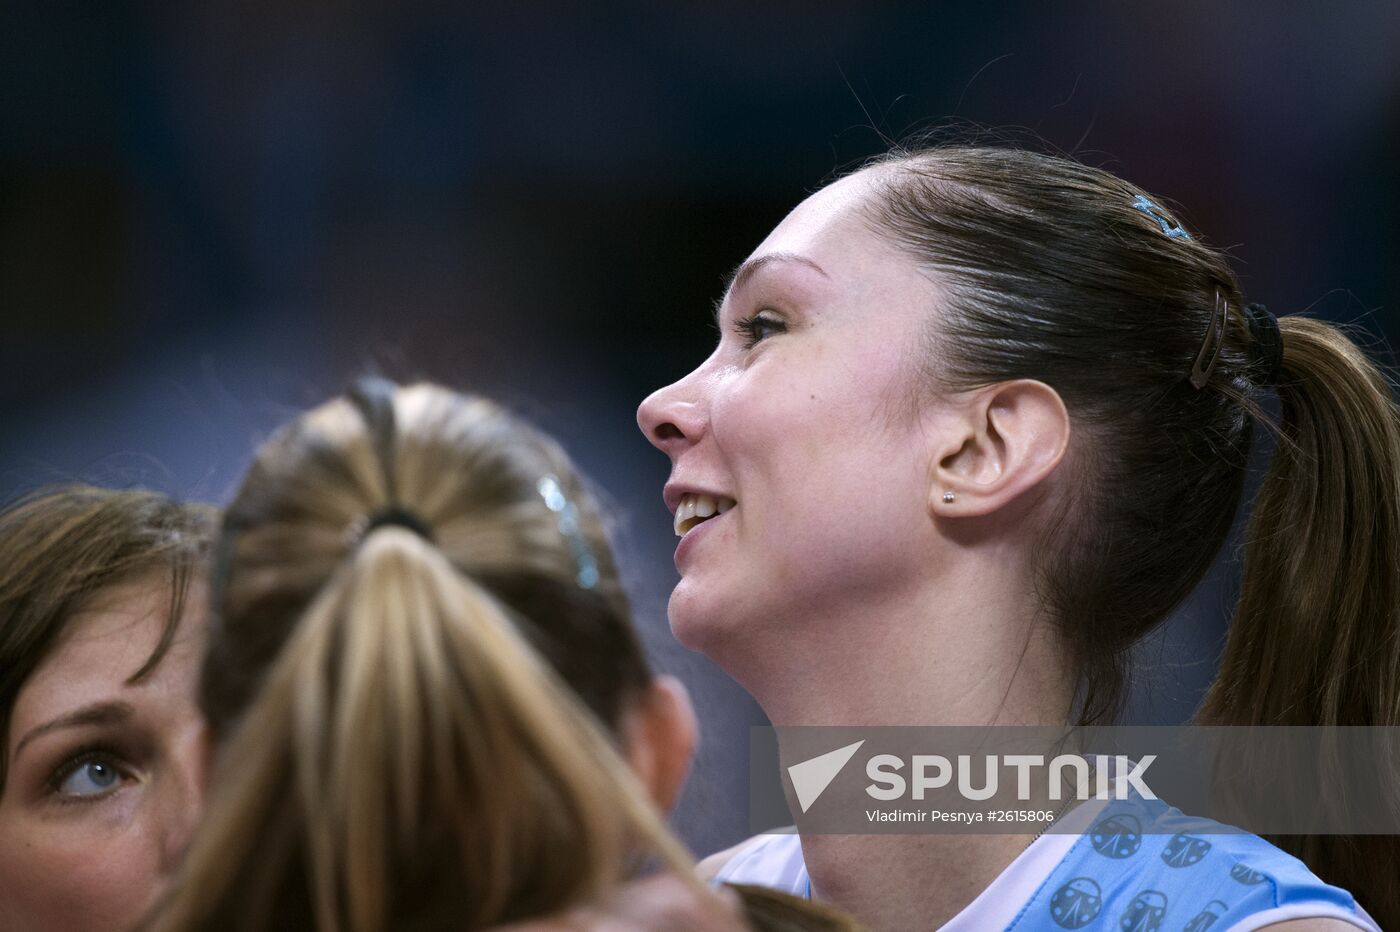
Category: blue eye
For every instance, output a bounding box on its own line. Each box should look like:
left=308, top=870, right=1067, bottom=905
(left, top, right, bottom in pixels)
left=52, top=753, right=125, bottom=799
left=734, top=312, right=787, bottom=348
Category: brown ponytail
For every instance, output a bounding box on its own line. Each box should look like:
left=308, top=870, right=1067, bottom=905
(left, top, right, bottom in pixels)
left=858, top=144, right=1399, bottom=925
left=1198, top=316, right=1400, bottom=925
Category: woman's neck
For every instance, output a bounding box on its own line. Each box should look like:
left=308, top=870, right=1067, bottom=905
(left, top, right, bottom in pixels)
left=731, top=568, right=1071, bottom=727
left=802, top=833, right=1045, bottom=931
left=728, top=568, right=1075, bottom=930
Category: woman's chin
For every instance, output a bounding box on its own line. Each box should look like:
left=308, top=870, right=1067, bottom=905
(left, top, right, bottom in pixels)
left=666, top=583, right=730, bottom=655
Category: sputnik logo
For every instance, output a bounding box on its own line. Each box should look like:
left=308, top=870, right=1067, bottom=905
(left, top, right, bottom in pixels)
left=787, top=740, right=865, bottom=813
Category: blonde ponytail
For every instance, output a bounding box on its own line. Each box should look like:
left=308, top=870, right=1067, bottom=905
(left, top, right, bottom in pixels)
left=152, top=526, right=699, bottom=930
left=1199, top=316, right=1400, bottom=927
left=143, top=382, right=747, bottom=931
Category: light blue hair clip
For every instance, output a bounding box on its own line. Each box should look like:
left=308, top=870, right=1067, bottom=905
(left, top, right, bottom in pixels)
left=537, top=474, right=600, bottom=589
left=1132, top=195, right=1191, bottom=241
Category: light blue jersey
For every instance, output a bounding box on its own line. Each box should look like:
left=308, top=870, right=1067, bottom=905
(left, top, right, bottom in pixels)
left=714, top=785, right=1379, bottom=931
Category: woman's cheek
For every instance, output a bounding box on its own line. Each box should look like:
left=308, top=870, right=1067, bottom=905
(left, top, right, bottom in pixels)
left=0, top=810, right=161, bottom=930
left=710, top=372, right=801, bottom=455
left=59, top=831, right=162, bottom=928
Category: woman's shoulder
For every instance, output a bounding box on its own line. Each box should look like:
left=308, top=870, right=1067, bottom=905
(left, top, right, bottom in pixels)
left=697, top=838, right=760, bottom=882
left=702, top=830, right=807, bottom=896
left=1016, top=793, right=1379, bottom=931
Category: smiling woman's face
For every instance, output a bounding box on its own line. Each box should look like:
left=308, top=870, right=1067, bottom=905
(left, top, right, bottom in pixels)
left=637, top=169, right=951, bottom=663
left=0, top=572, right=207, bottom=931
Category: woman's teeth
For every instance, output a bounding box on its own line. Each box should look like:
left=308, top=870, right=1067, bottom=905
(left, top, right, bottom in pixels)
left=674, top=493, right=736, bottom=536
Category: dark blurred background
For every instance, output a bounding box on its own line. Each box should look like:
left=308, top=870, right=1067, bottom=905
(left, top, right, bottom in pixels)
left=2, top=2, right=1397, bottom=855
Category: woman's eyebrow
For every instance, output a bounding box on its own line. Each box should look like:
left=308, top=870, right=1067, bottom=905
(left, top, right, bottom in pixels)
left=12, top=701, right=135, bottom=762
left=723, top=252, right=828, bottom=295
left=713, top=252, right=830, bottom=323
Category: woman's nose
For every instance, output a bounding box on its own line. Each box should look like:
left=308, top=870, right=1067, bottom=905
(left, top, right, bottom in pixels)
left=637, top=373, right=706, bottom=456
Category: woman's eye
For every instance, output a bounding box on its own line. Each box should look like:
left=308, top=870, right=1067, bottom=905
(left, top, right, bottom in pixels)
left=52, top=754, right=126, bottom=800
left=734, top=312, right=787, bottom=348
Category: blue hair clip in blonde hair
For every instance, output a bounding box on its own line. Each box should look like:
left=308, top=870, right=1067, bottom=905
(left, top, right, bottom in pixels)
left=1132, top=195, right=1192, bottom=241
left=537, top=474, right=600, bottom=589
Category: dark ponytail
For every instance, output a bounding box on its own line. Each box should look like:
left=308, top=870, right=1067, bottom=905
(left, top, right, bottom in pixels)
left=1199, top=316, right=1400, bottom=925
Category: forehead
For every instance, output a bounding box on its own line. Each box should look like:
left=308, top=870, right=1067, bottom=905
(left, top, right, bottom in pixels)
left=748, top=168, right=891, bottom=263
left=739, top=167, right=937, bottom=325
left=9, top=574, right=206, bottom=738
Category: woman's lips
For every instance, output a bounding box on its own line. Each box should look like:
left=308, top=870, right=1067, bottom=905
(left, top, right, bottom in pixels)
left=673, top=506, right=731, bottom=568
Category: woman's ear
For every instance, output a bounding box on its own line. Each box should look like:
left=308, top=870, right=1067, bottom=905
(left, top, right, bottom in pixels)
left=928, top=379, right=1070, bottom=518
left=622, top=675, right=698, bottom=813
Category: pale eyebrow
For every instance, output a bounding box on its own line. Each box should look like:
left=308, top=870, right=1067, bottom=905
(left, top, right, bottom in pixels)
left=13, top=700, right=135, bottom=762
left=712, top=253, right=830, bottom=325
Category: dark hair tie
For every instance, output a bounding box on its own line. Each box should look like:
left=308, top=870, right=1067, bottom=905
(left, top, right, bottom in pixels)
left=1243, top=302, right=1285, bottom=386
left=342, top=378, right=437, bottom=546
left=345, top=505, right=436, bottom=548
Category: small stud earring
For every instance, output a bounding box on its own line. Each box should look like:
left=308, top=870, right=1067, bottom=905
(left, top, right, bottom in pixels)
left=942, top=491, right=956, bottom=504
